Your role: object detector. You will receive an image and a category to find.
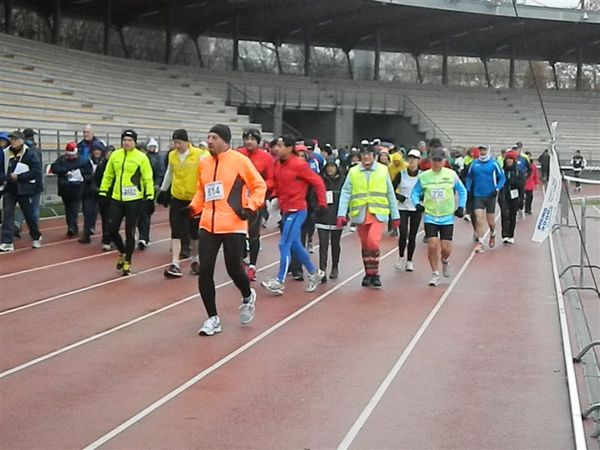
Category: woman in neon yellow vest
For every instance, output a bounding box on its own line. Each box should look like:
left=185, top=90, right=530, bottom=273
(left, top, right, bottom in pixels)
left=337, top=146, right=399, bottom=289
left=411, top=147, right=467, bottom=287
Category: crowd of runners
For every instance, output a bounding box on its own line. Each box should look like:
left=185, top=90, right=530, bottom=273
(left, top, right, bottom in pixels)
left=0, top=124, right=562, bottom=335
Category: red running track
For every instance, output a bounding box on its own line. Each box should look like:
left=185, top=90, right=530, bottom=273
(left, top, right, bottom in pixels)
left=0, top=189, right=584, bottom=449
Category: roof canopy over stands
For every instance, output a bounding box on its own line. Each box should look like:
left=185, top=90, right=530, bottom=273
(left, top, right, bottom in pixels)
left=11, top=0, right=600, bottom=65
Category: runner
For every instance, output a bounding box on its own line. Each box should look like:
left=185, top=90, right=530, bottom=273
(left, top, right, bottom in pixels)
left=98, top=129, right=154, bottom=276
left=498, top=151, right=525, bottom=244
left=315, top=157, right=345, bottom=281
left=261, top=135, right=327, bottom=296
left=337, top=145, right=400, bottom=288
left=157, top=129, right=209, bottom=278
left=392, top=148, right=422, bottom=272
left=411, top=147, right=467, bottom=287
left=189, top=124, right=266, bottom=336
left=465, top=145, right=505, bottom=253
left=570, top=150, right=586, bottom=193
left=238, top=128, right=275, bottom=281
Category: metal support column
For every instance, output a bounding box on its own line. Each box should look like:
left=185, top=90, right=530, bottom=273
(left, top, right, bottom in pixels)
left=274, top=42, right=283, bottom=74
left=414, top=54, right=422, bottom=84
left=482, top=57, right=491, bottom=88
left=4, top=0, right=13, bottom=34
left=344, top=48, right=353, bottom=80
left=118, top=27, right=129, bottom=58
left=303, top=27, right=311, bottom=77
left=509, top=41, right=515, bottom=88
left=551, top=61, right=559, bottom=89
left=103, top=0, right=112, bottom=55
left=164, top=1, right=172, bottom=64
left=442, top=41, right=448, bottom=85
left=575, top=45, right=583, bottom=91
left=232, top=15, right=239, bottom=71
left=193, top=36, right=204, bottom=68
left=374, top=29, right=381, bottom=81
left=53, top=0, right=61, bottom=45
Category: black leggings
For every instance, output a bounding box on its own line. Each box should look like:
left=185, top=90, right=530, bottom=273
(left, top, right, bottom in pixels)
left=62, top=194, right=81, bottom=234
left=525, top=190, right=533, bottom=214
left=398, top=210, right=422, bottom=260
left=317, top=228, right=342, bottom=271
left=107, top=199, right=142, bottom=262
left=198, top=229, right=251, bottom=318
left=499, top=198, right=519, bottom=238
left=246, top=207, right=263, bottom=266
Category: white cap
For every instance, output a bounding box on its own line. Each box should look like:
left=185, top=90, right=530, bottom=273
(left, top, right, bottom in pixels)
left=407, top=149, right=421, bottom=159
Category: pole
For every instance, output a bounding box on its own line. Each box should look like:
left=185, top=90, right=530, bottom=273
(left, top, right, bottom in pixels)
left=579, top=196, right=586, bottom=286
left=104, top=0, right=112, bottom=55
left=5, top=0, right=13, bottom=34
left=374, top=29, right=381, bottom=81
left=304, top=25, right=311, bottom=77
left=164, top=1, right=172, bottom=64
left=53, top=0, right=61, bottom=45
left=232, top=15, right=239, bottom=71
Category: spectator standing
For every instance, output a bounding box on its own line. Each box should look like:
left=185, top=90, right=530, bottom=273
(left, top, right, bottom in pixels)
left=538, top=149, right=550, bottom=182
left=570, top=150, right=586, bottom=193
left=0, top=131, right=43, bottom=252
left=137, top=137, right=164, bottom=249
left=77, top=124, right=106, bottom=162
left=524, top=151, right=540, bottom=214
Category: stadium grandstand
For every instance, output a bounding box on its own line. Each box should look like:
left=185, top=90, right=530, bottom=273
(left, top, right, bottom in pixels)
left=1, top=1, right=599, bottom=449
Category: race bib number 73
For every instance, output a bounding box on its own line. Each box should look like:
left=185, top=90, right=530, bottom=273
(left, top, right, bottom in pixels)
left=205, top=181, right=225, bottom=202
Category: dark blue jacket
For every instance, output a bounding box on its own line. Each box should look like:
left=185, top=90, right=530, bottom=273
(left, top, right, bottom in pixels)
left=77, top=137, right=106, bottom=162
left=5, top=145, right=43, bottom=197
left=50, top=154, right=92, bottom=198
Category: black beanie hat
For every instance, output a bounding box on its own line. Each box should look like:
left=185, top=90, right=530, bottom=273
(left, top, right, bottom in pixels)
left=209, top=124, right=231, bottom=144
left=121, top=129, right=137, bottom=143
left=172, top=128, right=188, bottom=141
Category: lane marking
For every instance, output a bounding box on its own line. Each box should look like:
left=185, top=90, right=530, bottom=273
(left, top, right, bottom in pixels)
left=82, top=242, right=394, bottom=450
left=0, top=232, right=349, bottom=379
left=337, top=216, right=499, bottom=450
left=0, top=231, right=280, bottom=316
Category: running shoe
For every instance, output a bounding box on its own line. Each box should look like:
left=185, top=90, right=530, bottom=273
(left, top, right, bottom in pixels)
left=329, top=267, right=339, bottom=279
left=239, top=288, right=257, bottom=325
left=350, top=226, right=356, bottom=233
left=261, top=277, right=285, bottom=295
left=474, top=242, right=485, bottom=253
left=370, top=275, right=382, bottom=289
left=502, top=237, right=510, bottom=244
left=442, top=260, right=451, bottom=278
left=66, top=229, right=76, bottom=237
left=464, top=214, right=472, bottom=222
left=390, top=229, right=398, bottom=237
left=121, top=261, right=131, bottom=276
left=291, top=271, right=304, bottom=281
left=190, top=260, right=200, bottom=276
left=405, top=261, right=414, bottom=272
left=361, top=275, right=372, bottom=287
left=507, top=237, right=516, bottom=244
left=428, top=272, right=441, bottom=287
left=32, top=238, right=42, bottom=249
left=137, top=239, right=148, bottom=250
left=198, top=316, right=222, bottom=336
left=102, top=243, right=112, bottom=251
left=394, top=257, right=405, bottom=271
left=13, top=225, right=21, bottom=239
left=488, top=234, right=496, bottom=249
left=306, top=269, right=325, bottom=292
left=0, top=243, right=14, bottom=252
left=246, top=265, right=257, bottom=281
left=164, top=264, right=183, bottom=278
left=518, top=210, right=525, bottom=220
left=116, top=254, right=126, bottom=271
left=78, top=235, right=92, bottom=244
left=307, top=242, right=314, bottom=254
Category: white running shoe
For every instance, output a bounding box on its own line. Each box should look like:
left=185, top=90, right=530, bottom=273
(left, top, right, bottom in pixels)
left=502, top=237, right=509, bottom=244
left=0, top=243, right=15, bottom=252
left=32, top=237, right=42, bottom=249
left=261, top=277, right=284, bottom=295
left=240, top=288, right=257, bottom=325
left=474, top=242, right=485, bottom=253
left=442, top=260, right=450, bottom=278
left=507, top=237, right=516, bottom=244
left=464, top=214, right=471, bottom=222
left=429, top=272, right=441, bottom=287
left=102, top=243, right=112, bottom=251
left=306, top=269, right=325, bottom=292
left=405, top=261, right=414, bottom=272
left=198, top=316, right=221, bottom=336
left=393, top=257, right=405, bottom=271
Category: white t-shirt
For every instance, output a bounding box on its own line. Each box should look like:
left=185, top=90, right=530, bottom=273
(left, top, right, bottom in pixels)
left=398, top=169, right=420, bottom=212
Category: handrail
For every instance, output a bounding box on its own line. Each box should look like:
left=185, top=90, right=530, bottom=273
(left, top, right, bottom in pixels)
left=226, top=81, right=303, bottom=137
left=403, top=95, right=452, bottom=145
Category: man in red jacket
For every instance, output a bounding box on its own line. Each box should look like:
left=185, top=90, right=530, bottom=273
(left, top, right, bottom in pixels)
left=238, top=128, right=275, bottom=281
left=261, top=135, right=328, bottom=295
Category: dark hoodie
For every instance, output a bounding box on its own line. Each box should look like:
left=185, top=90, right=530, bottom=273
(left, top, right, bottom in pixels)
left=316, top=160, right=345, bottom=227
left=500, top=161, right=525, bottom=203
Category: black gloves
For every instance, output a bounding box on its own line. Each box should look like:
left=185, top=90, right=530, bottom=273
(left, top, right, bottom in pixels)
left=97, top=194, right=109, bottom=208
left=145, top=198, right=155, bottom=215
left=415, top=204, right=425, bottom=213
left=454, top=207, right=465, bottom=218
left=156, top=190, right=170, bottom=207
left=397, top=194, right=407, bottom=203
left=237, top=208, right=254, bottom=220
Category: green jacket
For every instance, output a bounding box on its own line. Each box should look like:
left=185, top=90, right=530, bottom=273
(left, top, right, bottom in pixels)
left=99, top=148, right=154, bottom=202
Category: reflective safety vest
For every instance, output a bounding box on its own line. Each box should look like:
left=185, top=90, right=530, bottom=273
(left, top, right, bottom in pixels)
left=420, top=167, right=457, bottom=217
left=348, top=163, right=390, bottom=217
left=170, top=145, right=209, bottom=201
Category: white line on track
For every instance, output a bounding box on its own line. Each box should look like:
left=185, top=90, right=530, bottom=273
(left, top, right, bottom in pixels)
left=0, top=231, right=280, bottom=316
left=337, top=216, right=499, bottom=450
left=0, top=238, right=170, bottom=279
left=0, top=231, right=346, bottom=379
left=82, top=240, right=392, bottom=450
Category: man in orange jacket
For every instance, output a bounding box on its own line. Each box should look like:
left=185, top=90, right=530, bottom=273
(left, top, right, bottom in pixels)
left=189, top=124, right=267, bottom=336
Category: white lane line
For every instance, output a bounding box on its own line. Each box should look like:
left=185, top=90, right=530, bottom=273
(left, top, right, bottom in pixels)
left=0, top=231, right=280, bottom=316
left=337, top=217, right=499, bottom=450
left=0, top=237, right=170, bottom=279
left=0, top=231, right=347, bottom=379
left=549, top=227, right=587, bottom=450
left=82, top=241, right=393, bottom=450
